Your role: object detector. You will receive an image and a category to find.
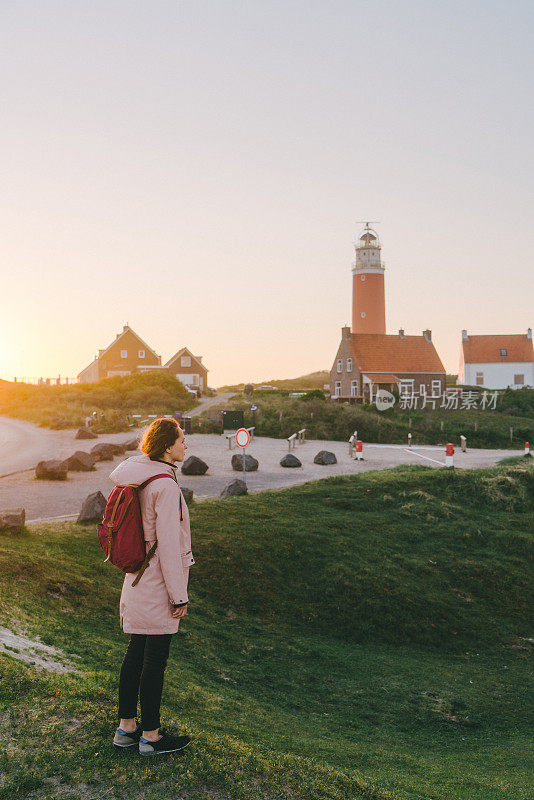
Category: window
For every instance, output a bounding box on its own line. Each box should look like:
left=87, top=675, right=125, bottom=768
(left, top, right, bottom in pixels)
left=347, top=358, right=353, bottom=373
left=514, top=374, right=525, bottom=385
left=432, top=379, right=441, bottom=395
left=336, top=359, right=342, bottom=373
left=181, top=355, right=191, bottom=367
left=476, top=372, right=484, bottom=386
left=361, top=311, right=366, bottom=318
left=138, top=350, right=145, bottom=359
left=500, top=349, right=507, bottom=356
left=334, top=381, right=341, bottom=397
left=400, top=379, right=414, bottom=396
left=351, top=380, right=358, bottom=396
left=120, top=349, right=127, bottom=358
left=361, top=275, right=366, bottom=281
left=419, top=383, right=426, bottom=396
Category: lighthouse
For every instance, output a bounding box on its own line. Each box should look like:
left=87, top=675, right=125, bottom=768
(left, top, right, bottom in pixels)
left=352, top=223, right=386, bottom=334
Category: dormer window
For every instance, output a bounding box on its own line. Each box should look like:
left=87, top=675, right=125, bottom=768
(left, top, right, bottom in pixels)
left=500, top=349, right=507, bottom=356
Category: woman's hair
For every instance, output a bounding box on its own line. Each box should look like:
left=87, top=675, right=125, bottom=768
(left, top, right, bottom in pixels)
left=140, top=417, right=182, bottom=460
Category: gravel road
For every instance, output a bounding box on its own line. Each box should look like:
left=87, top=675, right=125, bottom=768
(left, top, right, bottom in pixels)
left=0, top=417, right=520, bottom=523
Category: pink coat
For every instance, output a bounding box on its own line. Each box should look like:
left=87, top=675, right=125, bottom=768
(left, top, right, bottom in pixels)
left=109, top=454, right=195, bottom=635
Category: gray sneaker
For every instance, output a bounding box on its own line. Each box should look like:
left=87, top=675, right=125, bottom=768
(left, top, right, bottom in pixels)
left=139, top=728, right=191, bottom=756
left=113, top=722, right=142, bottom=749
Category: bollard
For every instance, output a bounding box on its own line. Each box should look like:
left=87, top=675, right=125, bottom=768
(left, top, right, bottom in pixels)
left=525, top=442, right=530, bottom=456
left=408, top=432, right=412, bottom=448
left=460, top=435, right=466, bottom=452
left=354, top=440, right=363, bottom=461
left=445, top=442, right=454, bottom=468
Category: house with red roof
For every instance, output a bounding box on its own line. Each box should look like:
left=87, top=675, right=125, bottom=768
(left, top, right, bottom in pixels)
left=458, top=329, right=533, bottom=389
left=78, top=325, right=209, bottom=392
left=331, top=327, right=445, bottom=402
left=329, top=225, right=446, bottom=402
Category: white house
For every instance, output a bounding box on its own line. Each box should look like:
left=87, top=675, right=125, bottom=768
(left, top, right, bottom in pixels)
left=458, top=329, right=534, bottom=389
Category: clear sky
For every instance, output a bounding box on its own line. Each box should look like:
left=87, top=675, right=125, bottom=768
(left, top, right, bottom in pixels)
left=1, top=0, right=533, bottom=386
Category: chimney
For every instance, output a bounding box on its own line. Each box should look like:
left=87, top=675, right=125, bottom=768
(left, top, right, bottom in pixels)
left=423, top=329, right=432, bottom=342
left=398, top=328, right=405, bottom=339
left=527, top=328, right=532, bottom=340
left=342, top=325, right=351, bottom=340
left=462, top=329, right=469, bottom=341
left=123, top=324, right=128, bottom=332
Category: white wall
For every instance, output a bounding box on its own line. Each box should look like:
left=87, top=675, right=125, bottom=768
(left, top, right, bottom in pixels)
left=464, top=362, right=534, bottom=389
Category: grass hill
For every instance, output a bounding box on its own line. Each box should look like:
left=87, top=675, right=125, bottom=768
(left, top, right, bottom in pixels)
left=217, top=371, right=330, bottom=392
left=0, top=372, right=197, bottom=432
left=0, top=460, right=532, bottom=799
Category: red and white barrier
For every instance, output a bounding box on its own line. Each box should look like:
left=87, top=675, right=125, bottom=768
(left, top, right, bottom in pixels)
left=354, top=440, right=363, bottom=461
left=445, top=443, right=454, bottom=468
left=525, top=442, right=530, bottom=456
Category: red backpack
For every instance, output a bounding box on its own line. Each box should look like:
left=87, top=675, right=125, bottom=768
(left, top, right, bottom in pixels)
left=97, top=474, right=181, bottom=587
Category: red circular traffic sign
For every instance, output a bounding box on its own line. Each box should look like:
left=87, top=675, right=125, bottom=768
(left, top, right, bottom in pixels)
left=235, top=428, right=250, bottom=448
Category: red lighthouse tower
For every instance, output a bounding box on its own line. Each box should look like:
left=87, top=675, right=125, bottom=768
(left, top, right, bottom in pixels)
left=352, top=223, right=386, bottom=334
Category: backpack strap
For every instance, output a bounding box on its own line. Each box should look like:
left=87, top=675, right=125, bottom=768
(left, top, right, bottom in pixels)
left=131, top=472, right=182, bottom=587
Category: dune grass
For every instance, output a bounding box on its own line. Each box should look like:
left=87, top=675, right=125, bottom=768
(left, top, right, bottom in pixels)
left=0, top=372, right=197, bottom=432
left=0, top=462, right=532, bottom=799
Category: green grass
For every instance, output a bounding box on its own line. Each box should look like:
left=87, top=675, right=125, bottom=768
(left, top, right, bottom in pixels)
left=0, top=372, right=197, bottom=432
left=199, top=388, right=534, bottom=449
left=0, top=462, right=533, bottom=799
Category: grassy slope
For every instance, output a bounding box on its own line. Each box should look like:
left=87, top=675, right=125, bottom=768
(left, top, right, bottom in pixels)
left=216, top=372, right=330, bottom=392
left=0, top=372, right=197, bottom=432
left=204, top=390, right=534, bottom=449
left=0, top=462, right=533, bottom=800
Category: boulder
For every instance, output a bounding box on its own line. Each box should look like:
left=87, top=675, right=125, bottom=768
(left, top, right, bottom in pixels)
left=280, top=453, right=302, bottom=468
left=181, top=456, right=209, bottom=476
left=0, top=508, right=25, bottom=534
left=313, top=450, right=337, bottom=465
left=124, top=438, right=140, bottom=451
left=77, top=491, right=107, bottom=523
left=220, top=479, right=248, bottom=498
left=90, top=443, right=116, bottom=462
left=35, top=460, right=68, bottom=480
left=75, top=427, right=98, bottom=440
left=231, top=453, right=259, bottom=472
left=65, top=451, right=96, bottom=471
left=108, top=443, right=127, bottom=456
left=180, top=487, right=194, bottom=504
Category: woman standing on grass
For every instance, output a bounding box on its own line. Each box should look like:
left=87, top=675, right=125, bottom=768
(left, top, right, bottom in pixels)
left=108, top=417, right=195, bottom=756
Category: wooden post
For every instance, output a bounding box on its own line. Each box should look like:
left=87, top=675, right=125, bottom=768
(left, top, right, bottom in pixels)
left=510, top=426, right=513, bottom=442
left=440, top=420, right=444, bottom=432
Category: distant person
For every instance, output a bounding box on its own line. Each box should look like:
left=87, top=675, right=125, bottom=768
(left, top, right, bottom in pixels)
left=108, top=417, right=195, bottom=756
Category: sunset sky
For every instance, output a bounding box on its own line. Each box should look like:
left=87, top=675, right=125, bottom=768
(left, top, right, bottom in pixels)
left=1, top=1, right=533, bottom=387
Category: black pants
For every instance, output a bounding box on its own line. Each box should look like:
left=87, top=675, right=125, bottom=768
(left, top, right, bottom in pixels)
left=118, top=633, right=173, bottom=731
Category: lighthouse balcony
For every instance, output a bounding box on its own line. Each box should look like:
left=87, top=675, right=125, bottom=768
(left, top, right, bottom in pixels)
left=351, top=261, right=386, bottom=273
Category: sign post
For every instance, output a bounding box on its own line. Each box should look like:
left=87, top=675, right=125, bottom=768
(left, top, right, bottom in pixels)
left=235, top=427, right=251, bottom=485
